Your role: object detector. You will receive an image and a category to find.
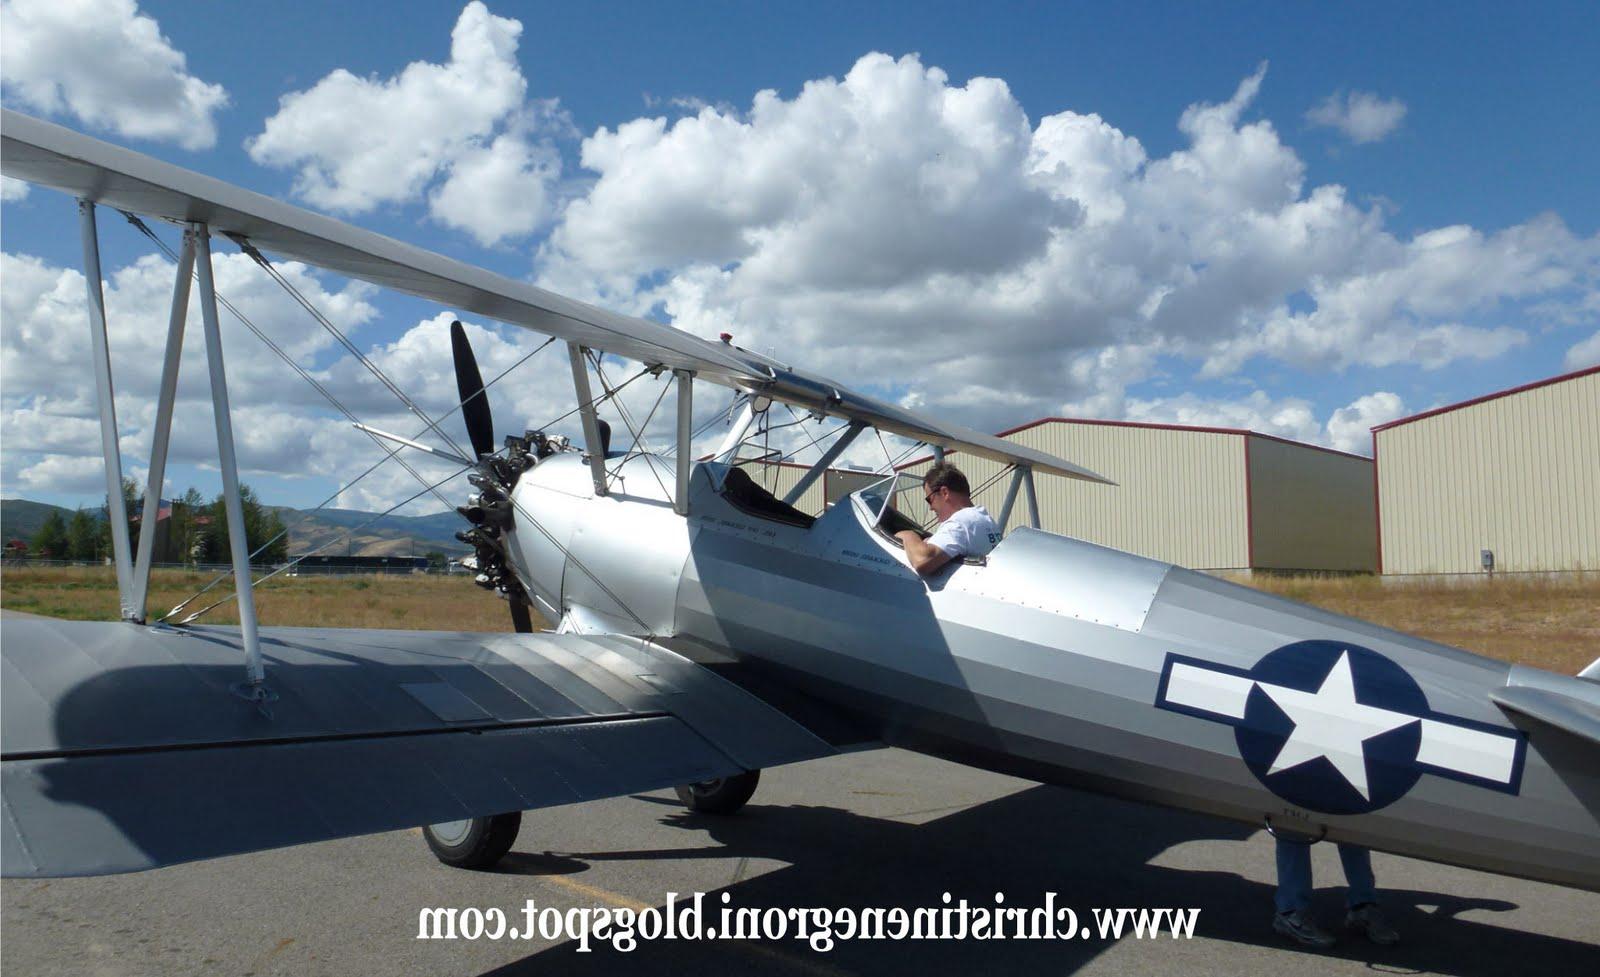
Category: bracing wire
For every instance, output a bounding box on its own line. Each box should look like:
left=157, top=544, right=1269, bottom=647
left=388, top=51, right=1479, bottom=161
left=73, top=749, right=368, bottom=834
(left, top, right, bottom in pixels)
left=121, top=214, right=558, bottom=618
left=591, top=353, right=673, bottom=500
left=228, top=234, right=477, bottom=464
left=161, top=335, right=555, bottom=621
left=175, top=462, right=471, bottom=624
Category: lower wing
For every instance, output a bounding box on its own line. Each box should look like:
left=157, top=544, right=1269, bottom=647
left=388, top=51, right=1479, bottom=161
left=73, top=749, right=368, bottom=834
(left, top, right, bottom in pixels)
left=1, top=619, right=846, bottom=877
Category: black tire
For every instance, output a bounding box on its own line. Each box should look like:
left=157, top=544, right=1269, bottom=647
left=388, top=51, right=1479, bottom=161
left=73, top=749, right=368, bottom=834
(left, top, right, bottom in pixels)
left=423, top=812, right=522, bottom=869
left=674, top=770, right=760, bottom=814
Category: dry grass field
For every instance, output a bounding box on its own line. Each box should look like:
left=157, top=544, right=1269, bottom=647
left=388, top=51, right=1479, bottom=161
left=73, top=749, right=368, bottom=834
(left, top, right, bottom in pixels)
left=2, top=565, right=1595, bottom=675
left=1246, top=572, right=1599, bottom=675
left=0, top=565, right=527, bottom=633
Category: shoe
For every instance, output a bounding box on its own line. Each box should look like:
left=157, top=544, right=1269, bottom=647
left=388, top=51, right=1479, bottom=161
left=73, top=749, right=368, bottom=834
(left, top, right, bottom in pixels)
left=1345, top=903, right=1399, bottom=945
left=1274, top=909, right=1335, bottom=948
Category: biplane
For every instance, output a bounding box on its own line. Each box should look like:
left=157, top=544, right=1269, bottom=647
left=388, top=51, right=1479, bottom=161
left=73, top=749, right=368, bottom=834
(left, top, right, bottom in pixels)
left=2, top=109, right=1597, bottom=893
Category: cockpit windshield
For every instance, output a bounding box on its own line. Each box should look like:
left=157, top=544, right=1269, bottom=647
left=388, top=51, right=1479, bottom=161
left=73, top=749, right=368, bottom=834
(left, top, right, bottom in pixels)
left=713, top=464, right=817, bottom=529
left=855, top=472, right=919, bottom=521
left=856, top=472, right=930, bottom=537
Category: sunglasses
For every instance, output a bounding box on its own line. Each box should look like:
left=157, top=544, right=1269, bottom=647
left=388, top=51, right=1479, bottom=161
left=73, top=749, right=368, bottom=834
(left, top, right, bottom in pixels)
left=924, top=488, right=944, bottom=506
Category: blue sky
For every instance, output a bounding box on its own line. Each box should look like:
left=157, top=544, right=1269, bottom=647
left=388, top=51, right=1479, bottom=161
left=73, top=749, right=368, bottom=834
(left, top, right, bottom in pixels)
left=3, top=1, right=1597, bottom=512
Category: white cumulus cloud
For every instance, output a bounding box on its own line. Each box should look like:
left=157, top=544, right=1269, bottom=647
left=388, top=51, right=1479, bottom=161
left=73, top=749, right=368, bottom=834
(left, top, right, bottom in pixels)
left=0, top=247, right=621, bottom=511
left=428, top=120, right=564, bottom=246
left=1306, top=90, right=1408, bottom=144
left=1, top=177, right=30, bottom=201
left=534, top=56, right=1598, bottom=437
left=7, top=51, right=1598, bottom=511
left=1325, top=391, right=1407, bottom=454
left=0, top=0, right=228, bottom=149
left=1072, top=388, right=1406, bottom=456
left=247, top=1, right=563, bottom=243
left=1122, top=390, right=1323, bottom=446
left=1, top=248, right=381, bottom=492
left=11, top=453, right=111, bottom=495
left=1565, top=331, right=1600, bottom=370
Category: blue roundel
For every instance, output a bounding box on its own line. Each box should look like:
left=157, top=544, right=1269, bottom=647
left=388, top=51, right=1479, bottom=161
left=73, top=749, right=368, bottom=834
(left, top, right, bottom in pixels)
left=1235, top=640, right=1426, bottom=815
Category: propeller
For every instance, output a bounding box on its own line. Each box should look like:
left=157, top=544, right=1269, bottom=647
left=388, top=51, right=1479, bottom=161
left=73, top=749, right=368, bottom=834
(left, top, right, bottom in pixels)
left=450, top=320, right=495, bottom=459
left=450, top=319, right=533, bottom=633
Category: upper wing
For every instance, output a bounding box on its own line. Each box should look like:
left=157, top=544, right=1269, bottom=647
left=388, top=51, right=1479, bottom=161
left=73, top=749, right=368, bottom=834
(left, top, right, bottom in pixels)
left=0, top=618, right=843, bottom=878
left=0, top=110, right=756, bottom=385
left=0, top=109, right=1108, bottom=484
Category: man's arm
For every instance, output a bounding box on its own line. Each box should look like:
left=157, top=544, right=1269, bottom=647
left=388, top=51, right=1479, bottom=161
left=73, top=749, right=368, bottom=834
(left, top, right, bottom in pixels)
left=896, top=530, right=954, bottom=575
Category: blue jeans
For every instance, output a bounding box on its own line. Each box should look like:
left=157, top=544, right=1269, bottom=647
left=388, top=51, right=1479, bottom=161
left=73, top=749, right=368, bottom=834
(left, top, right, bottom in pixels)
left=1275, top=839, right=1377, bottom=914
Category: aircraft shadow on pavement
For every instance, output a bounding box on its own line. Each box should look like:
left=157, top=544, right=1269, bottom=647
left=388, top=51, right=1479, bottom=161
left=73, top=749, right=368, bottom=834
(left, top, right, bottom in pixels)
left=478, top=783, right=1588, bottom=977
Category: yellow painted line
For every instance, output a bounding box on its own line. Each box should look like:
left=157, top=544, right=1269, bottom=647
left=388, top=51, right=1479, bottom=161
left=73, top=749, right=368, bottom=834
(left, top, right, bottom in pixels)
left=262, top=937, right=295, bottom=961
left=540, top=874, right=856, bottom=977
left=245, top=936, right=295, bottom=972
left=543, top=874, right=652, bottom=913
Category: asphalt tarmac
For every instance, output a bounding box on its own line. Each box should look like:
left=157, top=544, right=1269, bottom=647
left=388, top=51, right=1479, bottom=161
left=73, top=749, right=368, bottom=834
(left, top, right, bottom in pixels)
left=3, top=748, right=1595, bottom=976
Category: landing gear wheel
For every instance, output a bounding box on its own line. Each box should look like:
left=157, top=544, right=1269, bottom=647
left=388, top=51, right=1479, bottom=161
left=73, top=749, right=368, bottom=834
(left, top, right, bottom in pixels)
left=674, top=770, right=761, bottom=814
left=423, top=812, right=522, bottom=869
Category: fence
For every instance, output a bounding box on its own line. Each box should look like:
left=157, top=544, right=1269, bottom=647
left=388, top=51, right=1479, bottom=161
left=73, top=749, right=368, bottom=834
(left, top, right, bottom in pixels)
left=1, top=558, right=438, bottom=577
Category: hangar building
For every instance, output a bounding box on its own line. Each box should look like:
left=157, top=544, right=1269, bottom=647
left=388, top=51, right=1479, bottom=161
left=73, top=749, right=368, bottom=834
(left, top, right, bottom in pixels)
left=1373, top=366, right=1600, bottom=575
left=899, top=418, right=1377, bottom=574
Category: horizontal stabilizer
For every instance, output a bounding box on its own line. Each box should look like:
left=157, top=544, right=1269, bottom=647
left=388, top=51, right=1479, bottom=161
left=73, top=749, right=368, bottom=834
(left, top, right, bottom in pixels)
left=1, top=619, right=839, bottom=877
left=1490, top=678, right=1600, bottom=749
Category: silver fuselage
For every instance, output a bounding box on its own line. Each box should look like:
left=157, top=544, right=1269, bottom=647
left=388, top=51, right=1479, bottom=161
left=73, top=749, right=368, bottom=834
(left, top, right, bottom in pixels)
left=507, top=451, right=1600, bottom=891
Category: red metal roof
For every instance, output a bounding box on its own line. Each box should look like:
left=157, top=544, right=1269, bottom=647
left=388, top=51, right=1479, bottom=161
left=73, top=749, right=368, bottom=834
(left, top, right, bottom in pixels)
left=1371, top=364, right=1600, bottom=434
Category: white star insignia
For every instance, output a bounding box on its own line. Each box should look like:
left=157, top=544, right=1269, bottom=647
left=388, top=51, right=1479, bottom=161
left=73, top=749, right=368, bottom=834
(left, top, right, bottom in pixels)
left=1158, top=650, right=1524, bottom=794
left=1259, top=651, right=1417, bottom=799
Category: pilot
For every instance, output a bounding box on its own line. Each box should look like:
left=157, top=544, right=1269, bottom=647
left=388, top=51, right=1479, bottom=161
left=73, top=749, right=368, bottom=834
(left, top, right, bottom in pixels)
left=896, top=462, right=1001, bottom=575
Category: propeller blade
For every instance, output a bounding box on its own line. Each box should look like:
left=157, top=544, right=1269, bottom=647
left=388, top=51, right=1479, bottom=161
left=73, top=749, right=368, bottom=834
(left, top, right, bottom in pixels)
left=509, top=598, right=534, bottom=634
left=450, top=320, right=495, bottom=459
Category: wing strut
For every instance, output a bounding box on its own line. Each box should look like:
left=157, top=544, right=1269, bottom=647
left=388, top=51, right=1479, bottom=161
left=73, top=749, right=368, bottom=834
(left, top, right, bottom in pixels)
left=129, top=226, right=197, bottom=619
left=567, top=343, right=609, bottom=496
left=996, top=465, right=1024, bottom=532
left=783, top=420, right=866, bottom=506
left=1022, top=466, right=1041, bottom=529
left=192, top=223, right=267, bottom=693
left=79, top=201, right=137, bottom=618
left=992, top=464, right=1042, bottom=532
left=73, top=205, right=268, bottom=693
left=674, top=369, right=694, bottom=516
left=716, top=396, right=758, bottom=461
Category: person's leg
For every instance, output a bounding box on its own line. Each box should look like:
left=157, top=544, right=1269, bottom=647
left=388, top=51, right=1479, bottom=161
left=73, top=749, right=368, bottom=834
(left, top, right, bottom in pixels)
left=1273, top=838, right=1335, bottom=947
left=1338, top=845, right=1399, bottom=945
left=1338, top=844, right=1377, bottom=908
left=1275, top=838, right=1313, bottom=914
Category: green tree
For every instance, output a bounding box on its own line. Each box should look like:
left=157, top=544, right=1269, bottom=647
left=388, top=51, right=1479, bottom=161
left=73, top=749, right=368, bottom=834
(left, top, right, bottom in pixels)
left=31, top=511, right=68, bottom=558
left=262, top=509, right=288, bottom=564
left=169, top=487, right=205, bottom=564
left=65, top=509, right=102, bottom=562
left=424, top=550, right=447, bottom=572
left=197, top=496, right=228, bottom=565
left=198, top=485, right=288, bottom=565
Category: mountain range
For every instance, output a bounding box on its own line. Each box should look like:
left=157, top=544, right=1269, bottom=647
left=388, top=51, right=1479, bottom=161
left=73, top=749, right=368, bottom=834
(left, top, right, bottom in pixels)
left=1, top=499, right=470, bottom=559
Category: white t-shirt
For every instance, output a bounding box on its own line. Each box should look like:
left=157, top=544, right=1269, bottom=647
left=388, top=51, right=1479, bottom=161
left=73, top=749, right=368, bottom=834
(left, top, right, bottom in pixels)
left=926, top=505, right=1001, bottom=560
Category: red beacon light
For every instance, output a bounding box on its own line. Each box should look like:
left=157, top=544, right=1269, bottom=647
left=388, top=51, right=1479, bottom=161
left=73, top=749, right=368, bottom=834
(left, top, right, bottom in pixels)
left=719, top=332, right=733, bottom=344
